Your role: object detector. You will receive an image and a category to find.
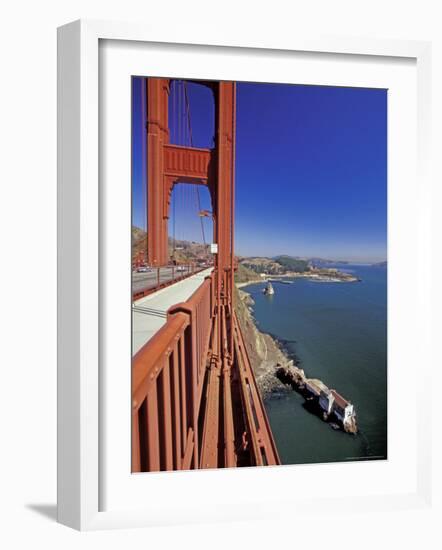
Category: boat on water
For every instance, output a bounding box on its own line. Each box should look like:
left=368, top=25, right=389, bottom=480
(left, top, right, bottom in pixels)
left=268, top=278, right=293, bottom=285
left=263, top=281, right=275, bottom=295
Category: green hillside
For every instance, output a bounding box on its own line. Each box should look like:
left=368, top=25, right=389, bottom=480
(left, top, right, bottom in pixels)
left=273, top=255, right=309, bottom=272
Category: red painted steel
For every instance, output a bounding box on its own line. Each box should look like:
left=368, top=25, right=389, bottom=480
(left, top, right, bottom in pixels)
left=132, top=78, right=280, bottom=472
left=232, top=309, right=281, bottom=466
left=132, top=274, right=280, bottom=471
left=163, top=144, right=213, bottom=181
left=132, top=276, right=214, bottom=471
left=132, top=312, right=190, bottom=472
left=146, top=78, right=170, bottom=267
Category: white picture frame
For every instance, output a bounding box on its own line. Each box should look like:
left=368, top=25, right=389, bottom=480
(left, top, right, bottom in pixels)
left=57, top=19, right=433, bottom=531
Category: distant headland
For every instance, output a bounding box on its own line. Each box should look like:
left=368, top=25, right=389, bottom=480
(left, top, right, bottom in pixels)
left=235, top=255, right=362, bottom=285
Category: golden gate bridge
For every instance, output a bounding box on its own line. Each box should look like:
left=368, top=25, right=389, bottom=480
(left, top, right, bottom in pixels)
left=132, top=78, right=280, bottom=472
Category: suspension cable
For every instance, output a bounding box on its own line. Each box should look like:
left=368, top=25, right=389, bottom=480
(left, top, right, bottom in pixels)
left=183, top=81, right=206, bottom=247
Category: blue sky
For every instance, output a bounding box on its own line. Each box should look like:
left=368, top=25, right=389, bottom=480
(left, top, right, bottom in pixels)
left=133, top=78, right=387, bottom=262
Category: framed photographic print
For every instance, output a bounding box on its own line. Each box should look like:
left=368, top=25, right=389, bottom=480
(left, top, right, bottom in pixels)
left=57, top=19, right=432, bottom=530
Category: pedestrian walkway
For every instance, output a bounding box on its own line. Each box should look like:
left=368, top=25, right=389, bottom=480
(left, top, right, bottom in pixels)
left=132, top=268, right=213, bottom=355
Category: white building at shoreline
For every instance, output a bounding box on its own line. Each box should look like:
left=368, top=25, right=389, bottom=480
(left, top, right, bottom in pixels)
left=330, top=390, right=355, bottom=423
left=305, top=379, right=355, bottom=424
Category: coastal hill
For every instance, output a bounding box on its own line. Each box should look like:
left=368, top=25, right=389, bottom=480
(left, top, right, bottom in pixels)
left=240, top=255, right=309, bottom=275
left=239, top=254, right=356, bottom=275
left=132, top=227, right=378, bottom=280
left=132, top=226, right=210, bottom=264
left=236, top=255, right=360, bottom=284
left=235, top=263, right=261, bottom=284
left=132, top=225, right=147, bottom=253
left=273, top=255, right=310, bottom=272
left=308, top=257, right=350, bottom=268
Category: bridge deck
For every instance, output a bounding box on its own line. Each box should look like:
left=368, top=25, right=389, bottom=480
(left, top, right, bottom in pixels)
left=132, top=267, right=213, bottom=355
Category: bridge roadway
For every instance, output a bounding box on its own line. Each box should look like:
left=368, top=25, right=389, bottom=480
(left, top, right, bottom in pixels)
left=132, top=267, right=213, bottom=355
left=132, top=266, right=196, bottom=294
left=132, top=268, right=173, bottom=294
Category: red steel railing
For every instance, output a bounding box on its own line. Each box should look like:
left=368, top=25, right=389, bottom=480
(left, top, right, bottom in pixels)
left=132, top=275, right=213, bottom=472
left=168, top=277, right=213, bottom=410
left=231, top=309, right=280, bottom=466
left=132, top=273, right=280, bottom=472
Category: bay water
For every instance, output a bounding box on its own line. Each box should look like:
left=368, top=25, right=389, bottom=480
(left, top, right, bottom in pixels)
left=243, top=264, right=387, bottom=465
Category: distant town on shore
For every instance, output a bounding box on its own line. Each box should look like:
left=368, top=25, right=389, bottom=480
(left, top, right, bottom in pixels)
left=132, top=226, right=386, bottom=284
left=236, top=255, right=359, bottom=284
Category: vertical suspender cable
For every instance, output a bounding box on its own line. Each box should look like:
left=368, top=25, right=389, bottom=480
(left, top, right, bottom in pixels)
left=141, top=77, right=148, bottom=264
left=184, top=82, right=207, bottom=247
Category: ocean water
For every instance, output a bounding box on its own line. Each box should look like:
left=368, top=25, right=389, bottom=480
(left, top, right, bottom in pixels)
left=243, top=264, right=387, bottom=465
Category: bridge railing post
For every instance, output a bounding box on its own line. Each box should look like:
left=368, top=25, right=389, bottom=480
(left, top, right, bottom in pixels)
left=168, top=276, right=213, bottom=467
left=132, top=312, right=190, bottom=472
left=168, top=302, right=198, bottom=467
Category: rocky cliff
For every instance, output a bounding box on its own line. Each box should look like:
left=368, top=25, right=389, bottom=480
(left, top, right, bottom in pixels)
left=234, top=285, right=358, bottom=434
left=234, top=286, right=292, bottom=397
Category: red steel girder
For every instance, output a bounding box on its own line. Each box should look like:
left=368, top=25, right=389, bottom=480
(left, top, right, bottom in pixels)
left=134, top=78, right=280, bottom=473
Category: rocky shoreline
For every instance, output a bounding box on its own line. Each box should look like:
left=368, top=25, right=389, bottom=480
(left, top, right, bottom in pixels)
left=237, top=270, right=360, bottom=286
left=236, top=279, right=263, bottom=289
left=235, top=287, right=289, bottom=396
left=235, top=285, right=358, bottom=435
